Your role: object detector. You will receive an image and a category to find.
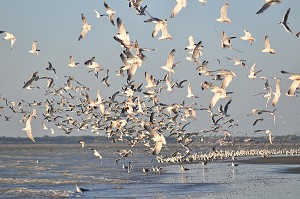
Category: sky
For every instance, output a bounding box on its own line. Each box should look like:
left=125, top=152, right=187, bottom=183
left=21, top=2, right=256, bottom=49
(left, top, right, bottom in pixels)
left=0, top=0, right=300, bottom=139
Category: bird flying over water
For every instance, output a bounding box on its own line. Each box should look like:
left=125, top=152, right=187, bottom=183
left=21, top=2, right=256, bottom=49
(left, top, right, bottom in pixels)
left=143, top=124, right=166, bottom=155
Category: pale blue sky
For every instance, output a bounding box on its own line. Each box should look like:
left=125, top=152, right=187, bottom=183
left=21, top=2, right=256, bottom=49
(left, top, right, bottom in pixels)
left=0, top=0, right=300, bottom=138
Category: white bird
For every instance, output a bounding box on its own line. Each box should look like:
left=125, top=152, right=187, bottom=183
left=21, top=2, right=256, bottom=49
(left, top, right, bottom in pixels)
left=209, top=86, right=229, bottom=109
left=68, top=56, right=79, bottom=68
left=220, top=31, right=236, bottom=50
left=145, top=71, right=158, bottom=88
left=143, top=124, right=166, bottom=155
left=186, top=40, right=203, bottom=64
left=89, top=148, right=103, bottom=159
left=226, top=57, right=246, bottom=66
left=22, top=115, right=35, bottom=142
left=78, top=13, right=92, bottom=41
left=255, top=129, right=273, bottom=144
left=186, top=82, right=198, bottom=98
left=216, top=2, right=230, bottom=24
left=93, top=8, right=106, bottom=19
left=279, top=8, right=292, bottom=34
left=184, top=35, right=195, bottom=51
left=145, top=17, right=172, bottom=40
left=199, top=0, right=208, bottom=5
left=281, top=70, right=300, bottom=96
left=247, top=63, right=262, bottom=79
left=79, top=141, right=85, bottom=148
left=29, top=41, right=40, bottom=55
left=170, top=0, right=187, bottom=18
left=0, top=31, right=16, bottom=50
left=256, top=0, right=281, bottom=15
left=271, top=77, right=281, bottom=107
left=164, top=74, right=175, bottom=92
left=104, top=1, right=116, bottom=26
left=161, top=49, right=176, bottom=74
left=262, top=35, right=275, bottom=54
left=240, top=29, right=255, bottom=45
left=75, top=185, right=89, bottom=194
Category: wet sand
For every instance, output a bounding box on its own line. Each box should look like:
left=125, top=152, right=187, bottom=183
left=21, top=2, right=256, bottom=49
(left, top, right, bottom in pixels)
left=238, top=155, right=300, bottom=174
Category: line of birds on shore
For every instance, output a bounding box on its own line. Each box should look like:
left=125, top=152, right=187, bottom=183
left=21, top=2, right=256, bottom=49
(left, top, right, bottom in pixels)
left=1, top=0, right=300, bottom=179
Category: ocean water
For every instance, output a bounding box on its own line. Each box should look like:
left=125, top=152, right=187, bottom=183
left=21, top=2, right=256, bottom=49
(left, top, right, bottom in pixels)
left=0, top=143, right=299, bottom=199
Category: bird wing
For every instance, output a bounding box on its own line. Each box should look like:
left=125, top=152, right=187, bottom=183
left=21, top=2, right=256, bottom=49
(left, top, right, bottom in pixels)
left=256, top=2, right=273, bottom=14
left=264, top=36, right=271, bottom=49
left=220, top=2, right=228, bottom=18
left=166, top=49, right=175, bottom=69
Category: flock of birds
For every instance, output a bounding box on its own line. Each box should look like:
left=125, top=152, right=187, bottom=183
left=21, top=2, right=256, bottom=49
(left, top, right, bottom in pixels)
left=1, top=0, right=300, bottom=186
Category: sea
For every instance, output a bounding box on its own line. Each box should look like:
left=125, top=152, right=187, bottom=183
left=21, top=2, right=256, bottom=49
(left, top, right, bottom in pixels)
left=0, top=142, right=299, bottom=199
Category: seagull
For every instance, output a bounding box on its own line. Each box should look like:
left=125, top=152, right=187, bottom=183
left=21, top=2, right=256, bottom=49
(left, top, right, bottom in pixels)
left=161, top=48, right=176, bottom=74
left=247, top=63, right=262, bottom=79
left=143, top=124, right=166, bottom=155
left=220, top=31, right=236, bottom=50
left=29, top=41, right=40, bottom=55
left=170, top=0, right=187, bottom=18
left=281, top=70, right=300, bottom=96
left=226, top=57, right=246, bottom=66
left=145, top=17, right=172, bottom=40
left=46, top=62, right=57, bottom=79
left=184, top=35, right=195, bottom=51
left=180, top=164, right=190, bottom=172
left=296, top=32, right=300, bottom=37
left=271, top=77, right=281, bottom=107
left=255, top=129, right=273, bottom=144
left=186, top=82, right=198, bottom=98
left=75, top=185, right=89, bottom=194
left=216, top=2, right=230, bottom=24
left=256, top=0, right=281, bottom=15
left=186, top=40, right=203, bottom=64
left=0, top=31, right=16, bottom=50
left=104, top=1, right=116, bottom=26
left=78, top=13, right=92, bottom=41
left=199, top=0, right=208, bottom=5
left=93, top=8, right=106, bottom=19
left=240, top=29, right=255, bottom=45
left=22, top=115, right=35, bottom=142
left=89, top=148, right=103, bottom=159
left=68, top=56, right=79, bottom=68
left=279, top=8, right=292, bottom=34
left=79, top=141, right=85, bottom=148
left=209, top=86, right=230, bottom=109
left=262, top=35, right=275, bottom=54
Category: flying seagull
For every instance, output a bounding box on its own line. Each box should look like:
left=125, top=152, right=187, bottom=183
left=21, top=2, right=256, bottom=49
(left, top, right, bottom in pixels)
left=281, top=70, right=300, bottom=96
left=29, top=41, right=40, bottom=55
left=240, top=29, right=255, bottom=45
left=279, top=8, right=292, bottom=34
left=161, top=48, right=177, bottom=74
left=46, top=62, right=57, bottom=79
left=78, top=13, right=92, bottom=41
left=0, top=31, right=16, bottom=50
left=104, top=1, right=116, bottom=26
left=170, top=0, right=187, bottom=18
left=262, top=35, right=275, bottom=54
left=256, top=0, right=281, bottom=15
left=143, top=124, right=166, bottom=155
left=68, top=56, right=79, bottom=68
left=216, top=1, right=230, bottom=24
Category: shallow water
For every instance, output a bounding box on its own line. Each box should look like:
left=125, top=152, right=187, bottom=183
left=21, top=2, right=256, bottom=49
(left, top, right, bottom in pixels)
left=0, top=144, right=299, bottom=198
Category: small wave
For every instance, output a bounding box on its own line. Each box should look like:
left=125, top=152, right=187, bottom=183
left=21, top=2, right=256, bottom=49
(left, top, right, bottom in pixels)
left=0, top=187, right=73, bottom=198
left=0, top=177, right=80, bottom=185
